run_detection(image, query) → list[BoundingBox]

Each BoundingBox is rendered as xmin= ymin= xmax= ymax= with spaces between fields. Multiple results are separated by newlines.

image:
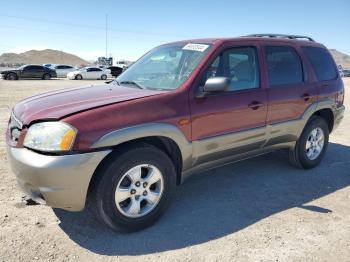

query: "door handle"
xmin=248 ymin=101 xmax=263 ymax=110
xmin=301 ymin=93 xmax=310 ymax=101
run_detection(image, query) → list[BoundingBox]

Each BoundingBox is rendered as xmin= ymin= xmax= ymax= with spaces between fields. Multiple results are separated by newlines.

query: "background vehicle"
xmin=343 ymin=69 xmax=350 ymax=77
xmin=107 ymin=66 xmax=123 ymax=77
xmin=53 ymin=64 xmax=76 ymax=77
xmin=338 ymin=65 xmax=344 ymax=77
xmin=67 ymin=67 xmax=111 ymax=80
xmin=1 ymin=64 xmax=57 ymax=80
xmin=6 ymin=35 xmax=345 ymax=232
xmin=43 ymin=63 xmax=54 ymax=68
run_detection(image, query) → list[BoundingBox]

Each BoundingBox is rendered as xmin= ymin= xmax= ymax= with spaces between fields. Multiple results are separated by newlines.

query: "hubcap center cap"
xmin=132 ymin=186 xmax=144 ymax=196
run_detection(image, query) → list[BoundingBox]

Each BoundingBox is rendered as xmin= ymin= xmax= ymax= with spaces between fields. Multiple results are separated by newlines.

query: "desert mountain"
xmin=0 ymin=48 xmax=349 ymax=69
xmin=329 ymin=49 xmax=350 ymax=69
xmin=0 ymin=49 xmax=88 ymax=66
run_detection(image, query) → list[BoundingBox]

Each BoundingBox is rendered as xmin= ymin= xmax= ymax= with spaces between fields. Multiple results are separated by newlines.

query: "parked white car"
xmin=67 ymin=67 xmax=111 ymax=80
xmin=54 ymin=65 xmax=76 ymax=78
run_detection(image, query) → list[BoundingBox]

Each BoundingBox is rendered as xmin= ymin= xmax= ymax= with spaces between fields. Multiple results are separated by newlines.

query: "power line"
xmin=0 ymin=13 xmax=195 ymax=38
xmin=0 ymin=24 xmax=173 ymax=44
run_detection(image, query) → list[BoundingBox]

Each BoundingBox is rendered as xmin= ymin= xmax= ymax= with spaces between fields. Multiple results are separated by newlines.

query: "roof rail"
xmin=244 ymin=34 xmax=315 ymax=42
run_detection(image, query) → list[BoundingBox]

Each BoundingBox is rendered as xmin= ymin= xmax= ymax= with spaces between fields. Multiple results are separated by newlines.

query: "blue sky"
xmin=0 ymin=0 xmax=349 ymax=61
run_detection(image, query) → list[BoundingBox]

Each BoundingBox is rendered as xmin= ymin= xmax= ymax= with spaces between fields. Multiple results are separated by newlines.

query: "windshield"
xmin=116 ymin=43 xmax=212 ymax=90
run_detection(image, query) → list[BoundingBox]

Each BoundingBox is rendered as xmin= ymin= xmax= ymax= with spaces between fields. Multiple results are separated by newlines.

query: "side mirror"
xmin=196 ymin=77 xmax=230 ymax=98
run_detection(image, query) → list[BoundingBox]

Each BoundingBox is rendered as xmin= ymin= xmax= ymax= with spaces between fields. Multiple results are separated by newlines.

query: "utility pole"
xmin=105 ymin=14 xmax=108 ymax=60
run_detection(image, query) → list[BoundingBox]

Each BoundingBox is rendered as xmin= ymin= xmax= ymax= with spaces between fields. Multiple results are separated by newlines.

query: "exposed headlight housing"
xmin=24 ymin=122 xmax=77 ymax=152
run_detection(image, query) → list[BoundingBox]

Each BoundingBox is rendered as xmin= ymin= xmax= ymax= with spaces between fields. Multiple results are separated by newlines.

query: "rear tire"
xmin=289 ymin=116 xmax=329 ymax=169
xmin=101 ymin=74 xmax=107 ymax=80
xmin=75 ymin=74 xmax=82 ymax=80
xmin=43 ymin=73 xmax=51 ymax=80
xmin=88 ymin=144 xmax=177 ymax=232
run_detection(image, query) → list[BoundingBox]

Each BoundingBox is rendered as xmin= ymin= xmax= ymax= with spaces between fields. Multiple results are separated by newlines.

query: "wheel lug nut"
xmin=143 ymin=191 xmax=148 ymax=196
xmin=135 ymin=182 xmax=140 ymax=187
xmin=135 ymin=195 xmax=140 ymax=200
xmin=130 ymin=189 xmax=136 ymax=194
xmin=143 ymin=182 xmax=148 ymax=188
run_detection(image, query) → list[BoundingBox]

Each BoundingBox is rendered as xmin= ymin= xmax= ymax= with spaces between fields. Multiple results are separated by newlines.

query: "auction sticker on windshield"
xmin=182 ymin=43 xmax=209 ymax=52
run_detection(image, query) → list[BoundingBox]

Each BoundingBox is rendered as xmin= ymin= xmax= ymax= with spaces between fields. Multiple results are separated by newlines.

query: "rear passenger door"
xmin=33 ymin=65 xmax=45 ymax=78
xmin=264 ymin=45 xmax=317 ymax=126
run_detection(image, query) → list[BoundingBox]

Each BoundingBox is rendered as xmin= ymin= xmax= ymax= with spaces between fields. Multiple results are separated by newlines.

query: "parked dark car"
xmin=107 ymin=66 xmax=123 ymax=77
xmin=343 ymin=69 xmax=350 ymax=77
xmin=1 ymin=65 xmax=57 ymax=80
xmin=6 ymin=34 xmax=345 ymax=232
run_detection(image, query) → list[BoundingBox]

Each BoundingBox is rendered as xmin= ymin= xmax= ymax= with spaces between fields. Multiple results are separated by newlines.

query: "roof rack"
xmin=244 ymin=34 xmax=315 ymax=42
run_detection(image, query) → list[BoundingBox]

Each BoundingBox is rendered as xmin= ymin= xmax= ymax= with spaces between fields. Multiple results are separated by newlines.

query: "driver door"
xmin=21 ymin=66 xmax=34 ymax=78
xmin=190 ymin=45 xmax=268 ymax=164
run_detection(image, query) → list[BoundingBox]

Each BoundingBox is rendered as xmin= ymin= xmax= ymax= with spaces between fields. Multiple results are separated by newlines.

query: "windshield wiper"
xmin=119 ymin=81 xmax=146 ymax=89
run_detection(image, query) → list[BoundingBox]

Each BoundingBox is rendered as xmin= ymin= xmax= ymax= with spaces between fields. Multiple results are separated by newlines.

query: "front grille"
xmin=9 ymin=111 xmax=23 ymax=141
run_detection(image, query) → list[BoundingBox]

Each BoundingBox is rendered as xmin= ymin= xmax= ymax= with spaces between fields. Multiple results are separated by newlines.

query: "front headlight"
xmin=24 ymin=122 xmax=77 ymax=152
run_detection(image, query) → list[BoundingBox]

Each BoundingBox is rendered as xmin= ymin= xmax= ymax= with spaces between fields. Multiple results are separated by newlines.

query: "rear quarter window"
xmin=302 ymin=47 xmax=338 ymax=81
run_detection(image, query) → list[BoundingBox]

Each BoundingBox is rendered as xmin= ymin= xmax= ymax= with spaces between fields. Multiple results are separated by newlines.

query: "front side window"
xmin=302 ymin=47 xmax=337 ymax=81
xmin=204 ymin=47 xmax=260 ymax=91
xmin=23 ymin=66 xmax=35 ymax=71
xmin=265 ymin=46 xmax=304 ymax=86
xmin=116 ymin=43 xmax=212 ymax=90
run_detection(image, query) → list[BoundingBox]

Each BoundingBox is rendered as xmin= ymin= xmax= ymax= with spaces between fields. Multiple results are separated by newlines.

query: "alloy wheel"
xmin=305 ymin=127 xmax=324 ymax=160
xmin=115 ymin=164 xmax=164 ymax=218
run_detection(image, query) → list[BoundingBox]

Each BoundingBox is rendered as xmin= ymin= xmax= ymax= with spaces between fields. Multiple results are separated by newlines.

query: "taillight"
xmin=336 ymin=90 xmax=344 ymax=107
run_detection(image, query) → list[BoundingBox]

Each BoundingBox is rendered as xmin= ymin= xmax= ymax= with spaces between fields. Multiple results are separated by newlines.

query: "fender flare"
xmin=91 ymin=123 xmax=193 ymax=170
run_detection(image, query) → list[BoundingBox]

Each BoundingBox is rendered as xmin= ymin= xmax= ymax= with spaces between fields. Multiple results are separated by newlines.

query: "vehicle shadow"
xmin=54 ymin=142 xmax=350 ymax=256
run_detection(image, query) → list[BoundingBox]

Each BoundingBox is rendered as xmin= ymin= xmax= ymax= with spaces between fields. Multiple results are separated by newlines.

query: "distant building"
xmin=98 ymin=57 xmax=113 ymax=66
xmin=114 ymin=60 xmax=133 ymax=68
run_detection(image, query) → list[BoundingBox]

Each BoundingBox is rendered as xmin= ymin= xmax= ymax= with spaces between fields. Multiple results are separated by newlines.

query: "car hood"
xmin=1 ymin=69 xmax=19 ymax=74
xmin=13 ymin=84 xmax=165 ymax=125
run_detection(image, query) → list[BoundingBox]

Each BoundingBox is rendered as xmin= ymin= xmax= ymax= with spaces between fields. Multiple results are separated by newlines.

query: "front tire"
xmin=75 ymin=74 xmax=82 ymax=80
xmin=101 ymin=74 xmax=107 ymax=80
xmin=7 ymin=73 xmax=17 ymax=80
xmin=289 ymin=116 xmax=329 ymax=169
xmin=88 ymin=144 xmax=177 ymax=232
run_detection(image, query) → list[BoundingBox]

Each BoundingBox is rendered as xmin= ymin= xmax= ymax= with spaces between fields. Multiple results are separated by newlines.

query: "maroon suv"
xmin=6 ymin=34 xmax=345 ymax=232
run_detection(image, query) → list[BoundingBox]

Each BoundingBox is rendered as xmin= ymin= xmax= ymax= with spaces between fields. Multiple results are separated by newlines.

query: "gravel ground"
xmin=0 ymin=78 xmax=349 ymax=262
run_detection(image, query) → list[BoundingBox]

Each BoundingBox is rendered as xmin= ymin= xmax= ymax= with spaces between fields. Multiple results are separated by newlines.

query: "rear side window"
xmin=302 ymin=47 xmax=337 ymax=81
xmin=265 ymin=46 xmax=304 ymax=86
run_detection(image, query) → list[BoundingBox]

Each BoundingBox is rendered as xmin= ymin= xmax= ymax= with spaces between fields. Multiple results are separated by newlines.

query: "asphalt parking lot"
xmin=0 ymin=78 xmax=349 ymax=261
